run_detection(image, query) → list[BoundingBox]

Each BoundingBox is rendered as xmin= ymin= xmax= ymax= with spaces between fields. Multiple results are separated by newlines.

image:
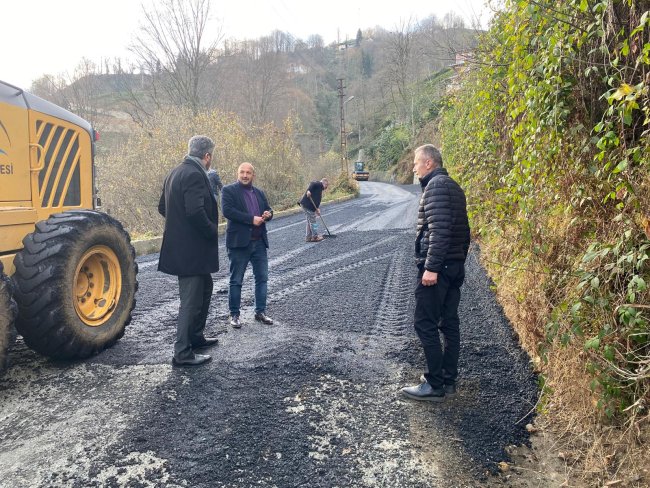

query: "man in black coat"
xmin=207 ymin=168 xmax=223 ymax=198
xmin=401 ymin=144 xmax=471 ymax=402
xmin=158 ymin=135 xmax=220 ymax=367
xmin=221 ymin=162 xmax=273 ymax=328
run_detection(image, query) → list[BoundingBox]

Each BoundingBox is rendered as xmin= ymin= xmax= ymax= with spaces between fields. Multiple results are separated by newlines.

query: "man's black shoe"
xmin=172 ymin=354 xmax=212 ymax=367
xmin=444 ymin=384 xmax=457 ymax=396
xmin=230 ymin=315 xmax=242 ymax=328
xmin=401 ymin=382 xmax=445 ymax=402
xmin=192 ymin=337 xmax=219 ymax=350
xmin=254 ymin=312 xmax=274 ymax=325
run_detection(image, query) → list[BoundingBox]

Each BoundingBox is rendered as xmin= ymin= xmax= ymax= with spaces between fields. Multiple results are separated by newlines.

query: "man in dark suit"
xmin=221 ymin=162 xmax=274 ymax=328
xmin=158 ymin=135 xmax=220 ymax=367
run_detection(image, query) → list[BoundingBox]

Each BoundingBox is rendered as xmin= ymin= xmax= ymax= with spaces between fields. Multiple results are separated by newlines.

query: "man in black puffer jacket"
xmin=401 ymin=144 xmax=470 ymax=402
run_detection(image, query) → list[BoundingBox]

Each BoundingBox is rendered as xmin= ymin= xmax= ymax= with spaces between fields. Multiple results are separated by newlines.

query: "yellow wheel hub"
xmin=74 ymin=245 xmax=122 ymax=326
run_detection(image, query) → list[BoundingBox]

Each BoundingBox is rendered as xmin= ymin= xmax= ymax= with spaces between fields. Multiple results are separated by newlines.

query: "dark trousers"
xmin=414 ymin=261 xmax=465 ymax=389
xmin=175 ymin=274 xmax=213 ymax=360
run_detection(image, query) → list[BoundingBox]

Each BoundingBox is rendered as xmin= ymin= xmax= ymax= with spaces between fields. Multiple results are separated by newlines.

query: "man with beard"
xmin=221 ymin=163 xmax=274 ymax=329
xmin=158 ymin=135 xmax=220 ymax=367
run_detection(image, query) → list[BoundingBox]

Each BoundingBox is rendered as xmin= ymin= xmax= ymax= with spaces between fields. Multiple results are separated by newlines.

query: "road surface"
xmin=0 ymin=182 xmax=538 ymax=487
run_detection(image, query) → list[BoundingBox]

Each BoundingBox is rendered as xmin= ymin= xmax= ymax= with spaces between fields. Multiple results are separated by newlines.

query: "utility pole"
xmin=337 ymin=78 xmax=348 ymax=174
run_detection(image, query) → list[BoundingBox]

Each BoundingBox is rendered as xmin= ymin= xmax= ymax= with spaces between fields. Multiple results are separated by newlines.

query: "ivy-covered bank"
xmin=439 ymin=0 xmax=649 ymax=483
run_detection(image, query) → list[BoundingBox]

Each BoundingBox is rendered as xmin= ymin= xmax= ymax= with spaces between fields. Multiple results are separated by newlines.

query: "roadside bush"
xmin=97 ymin=108 xmax=304 ymax=236
xmin=303 ymin=150 xmax=343 ymax=184
xmin=330 ymin=171 xmax=360 ymax=198
xmin=367 ymin=123 xmax=410 ymax=171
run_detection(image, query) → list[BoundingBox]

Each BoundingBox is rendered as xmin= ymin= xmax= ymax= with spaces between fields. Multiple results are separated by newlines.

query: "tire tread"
xmin=13 ymin=211 xmax=138 ymax=359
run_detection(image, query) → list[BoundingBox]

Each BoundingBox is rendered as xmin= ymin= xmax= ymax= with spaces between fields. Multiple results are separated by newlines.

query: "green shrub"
xmin=367 ymin=124 xmax=410 ymax=170
xmin=440 ymin=0 xmax=649 ymax=425
xmin=98 ymin=108 xmax=306 ymax=234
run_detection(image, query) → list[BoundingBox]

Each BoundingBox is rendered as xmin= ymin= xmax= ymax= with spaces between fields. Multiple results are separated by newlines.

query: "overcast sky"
xmin=2 ymin=0 xmax=492 ymax=89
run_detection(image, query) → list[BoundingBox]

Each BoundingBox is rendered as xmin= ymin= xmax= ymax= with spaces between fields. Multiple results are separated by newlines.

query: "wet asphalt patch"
xmin=90 ymin=232 xmax=535 ymax=487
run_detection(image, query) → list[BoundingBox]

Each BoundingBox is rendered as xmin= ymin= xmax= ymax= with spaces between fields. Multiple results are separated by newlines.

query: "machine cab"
xmin=0 ymin=80 xmax=96 ymax=271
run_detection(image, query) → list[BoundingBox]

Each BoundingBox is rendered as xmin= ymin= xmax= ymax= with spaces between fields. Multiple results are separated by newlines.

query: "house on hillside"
xmin=336 ymin=39 xmax=355 ymax=51
xmin=287 ymin=63 xmax=309 ymax=76
xmin=446 ymin=52 xmax=473 ymax=93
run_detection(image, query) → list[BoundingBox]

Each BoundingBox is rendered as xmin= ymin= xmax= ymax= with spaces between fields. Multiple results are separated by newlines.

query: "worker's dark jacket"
xmin=415 ymin=167 xmax=470 ymax=272
xmin=158 ymin=157 xmax=219 ymax=276
xmin=299 ymin=181 xmax=325 ymax=211
xmin=221 ymin=182 xmax=273 ymax=249
xmin=207 ymin=169 xmax=223 ymax=195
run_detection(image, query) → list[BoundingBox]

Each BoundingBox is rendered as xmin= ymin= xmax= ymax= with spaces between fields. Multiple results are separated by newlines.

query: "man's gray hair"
xmin=416 ymin=144 xmax=443 ymax=168
xmin=188 ymin=135 xmax=215 ymax=158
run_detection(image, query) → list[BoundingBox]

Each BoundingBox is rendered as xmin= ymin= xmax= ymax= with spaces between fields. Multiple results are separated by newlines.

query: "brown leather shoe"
xmin=312 ymin=235 xmax=324 ymax=242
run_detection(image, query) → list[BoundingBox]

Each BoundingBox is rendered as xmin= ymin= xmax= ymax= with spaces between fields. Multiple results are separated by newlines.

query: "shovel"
xmin=307 ymin=194 xmax=336 ymax=238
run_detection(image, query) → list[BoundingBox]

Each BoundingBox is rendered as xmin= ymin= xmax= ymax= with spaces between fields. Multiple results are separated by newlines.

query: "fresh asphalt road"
xmin=0 ymin=182 xmax=538 ymax=487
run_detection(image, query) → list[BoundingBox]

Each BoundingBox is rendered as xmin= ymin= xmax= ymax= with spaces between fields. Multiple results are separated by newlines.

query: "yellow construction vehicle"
xmin=0 ymin=80 xmax=138 ymax=372
xmin=352 ymin=160 xmax=369 ymax=181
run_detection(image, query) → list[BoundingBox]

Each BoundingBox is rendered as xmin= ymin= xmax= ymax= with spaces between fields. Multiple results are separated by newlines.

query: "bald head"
xmin=237 ymin=162 xmax=256 ymax=186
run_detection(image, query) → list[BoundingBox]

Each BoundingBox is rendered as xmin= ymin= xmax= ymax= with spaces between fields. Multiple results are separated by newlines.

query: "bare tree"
xmin=270 ymin=30 xmax=295 ymax=53
xmin=382 ymin=18 xmax=416 ymax=119
xmin=30 ymin=60 xmax=106 ymax=132
xmin=128 ymin=0 xmax=223 ymax=117
xmin=306 ymin=34 xmax=324 ymax=50
xmin=416 ymin=15 xmax=450 ymax=71
xmin=234 ymin=36 xmax=289 ymax=126
xmin=443 ymin=12 xmax=466 ymax=29
xmin=30 ymin=75 xmax=67 ymax=105
xmin=64 ymin=58 xmax=105 ymax=130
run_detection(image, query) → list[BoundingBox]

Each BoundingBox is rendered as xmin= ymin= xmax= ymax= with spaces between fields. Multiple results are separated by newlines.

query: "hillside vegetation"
xmin=437 ymin=0 xmax=649 ymax=484
xmin=28 ymin=0 xmax=476 ymax=234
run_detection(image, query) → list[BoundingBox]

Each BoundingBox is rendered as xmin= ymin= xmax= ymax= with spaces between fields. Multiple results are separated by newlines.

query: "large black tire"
xmin=0 ymin=261 xmax=18 ymax=373
xmin=13 ymin=211 xmax=138 ymax=359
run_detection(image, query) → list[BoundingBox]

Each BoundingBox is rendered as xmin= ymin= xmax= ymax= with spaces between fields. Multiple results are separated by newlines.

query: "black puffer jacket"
xmin=415 ymin=167 xmax=470 ymax=272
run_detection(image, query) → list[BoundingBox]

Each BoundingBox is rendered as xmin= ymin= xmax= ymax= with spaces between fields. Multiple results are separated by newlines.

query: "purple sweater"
xmin=239 ymin=183 xmax=263 ymax=239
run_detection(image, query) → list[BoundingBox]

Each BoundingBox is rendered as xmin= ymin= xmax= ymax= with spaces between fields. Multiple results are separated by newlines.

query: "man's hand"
xmin=262 ymin=210 xmax=272 ymax=221
xmin=253 ymin=216 xmax=265 ymax=226
xmin=421 ymin=270 xmax=438 ymax=286
xmin=315 ymin=208 xmax=321 ymax=216
xmin=306 ymin=191 xmax=311 ymax=197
